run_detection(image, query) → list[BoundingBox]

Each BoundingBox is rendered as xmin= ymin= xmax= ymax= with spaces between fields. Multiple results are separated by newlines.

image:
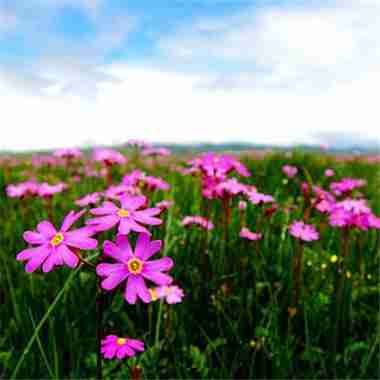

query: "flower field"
xmin=0 ymin=145 xmax=379 ymax=379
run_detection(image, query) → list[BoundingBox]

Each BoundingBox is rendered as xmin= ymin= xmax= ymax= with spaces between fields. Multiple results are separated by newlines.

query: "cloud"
xmin=158 ymin=0 xmax=380 ymax=92
xmin=0 ymin=64 xmax=379 ymax=151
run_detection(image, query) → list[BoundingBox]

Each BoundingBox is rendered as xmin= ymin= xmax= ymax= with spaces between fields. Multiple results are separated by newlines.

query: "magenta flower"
xmin=324 ymin=169 xmax=335 ymax=177
xmin=330 ymin=177 xmax=366 ymax=196
xmin=16 ymin=210 xmax=97 ymax=273
xmin=96 ymin=233 xmax=174 ymax=304
xmin=87 ymin=195 xmax=161 ymax=234
xmin=240 ymin=227 xmax=262 ymax=241
xmin=122 ymin=170 xmax=145 ymax=186
xmin=154 ymin=285 xmax=184 ymax=304
xmin=38 ymin=182 xmax=67 ymax=198
xmin=238 ymin=201 xmax=247 ymax=210
xmin=53 ymin=148 xmax=82 ymax=159
xmin=141 ymin=175 xmax=170 ymax=191
xmin=75 ymin=192 xmax=102 ymax=207
xmin=142 ymin=147 xmax=171 ymax=157
xmin=101 ymin=335 xmax=144 ymax=360
xmin=104 ymin=184 xmax=141 ymax=200
xmin=93 ymin=148 xmax=127 ymax=166
xmin=328 ymin=199 xmax=373 ymax=230
xmin=289 ymin=221 xmax=319 ymax=242
xmin=247 ymin=191 xmax=274 ymax=205
xmin=215 ymin=178 xmax=248 ymax=198
xmin=6 ymin=181 xmax=39 ymax=198
xmin=156 ymin=200 xmax=174 ymax=210
xmin=282 ymin=165 xmax=298 ymax=178
xmin=181 ymin=216 xmax=214 ymax=230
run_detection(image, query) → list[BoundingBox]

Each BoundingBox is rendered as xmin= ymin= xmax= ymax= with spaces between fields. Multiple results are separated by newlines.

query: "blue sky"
xmin=0 ymin=0 xmax=379 ymax=150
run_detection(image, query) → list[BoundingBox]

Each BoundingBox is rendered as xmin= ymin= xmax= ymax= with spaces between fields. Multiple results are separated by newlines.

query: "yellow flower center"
xmin=330 ymin=255 xmax=338 ymax=263
xmin=127 ymin=258 xmax=143 ymax=274
xmin=117 ymin=209 xmax=130 ymax=217
xmin=149 ymin=288 xmax=159 ymax=301
xmin=116 ymin=338 xmax=127 ymax=346
xmin=50 ymin=233 xmax=64 ymax=246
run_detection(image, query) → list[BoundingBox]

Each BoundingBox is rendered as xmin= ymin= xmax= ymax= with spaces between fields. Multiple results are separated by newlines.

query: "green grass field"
xmin=0 ymin=149 xmax=379 ymax=379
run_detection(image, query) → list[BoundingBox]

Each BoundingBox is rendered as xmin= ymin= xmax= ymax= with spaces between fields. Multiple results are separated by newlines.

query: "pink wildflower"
xmin=53 ymin=148 xmax=82 ymax=159
xmin=330 ymin=177 xmax=366 ymax=196
xmin=181 ymin=216 xmax=214 ymax=230
xmin=87 ymin=195 xmax=161 ymax=234
xmin=154 ymin=285 xmax=184 ymax=304
xmin=16 ymin=210 xmax=97 ymax=273
xmin=38 ymin=182 xmax=67 ymax=198
xmin=289 ymin=221 xmax=319 ymax=242
xmin=239 ymin=227 xmax=262 ymax=241
xmin=101 ymin=335 xmax=144 ymax=360
xmin=324 ymin=169 xmax=335 ymax=177
xmin=93 ymin=149 xmax=127 ymax=166
xmin=282 ymin=165 xmax=298 ymax=178
xmin=247 ymin=191 xmax=274 ymax=205
xmin=75 ymin=192 xmax=102 ymax=207
xmin=96 ymin=233 xmax=174 ymax=304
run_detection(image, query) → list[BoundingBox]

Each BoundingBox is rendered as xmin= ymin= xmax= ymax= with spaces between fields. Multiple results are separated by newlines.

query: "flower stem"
xmin=96 ymin=280 xmax=104 ymax=380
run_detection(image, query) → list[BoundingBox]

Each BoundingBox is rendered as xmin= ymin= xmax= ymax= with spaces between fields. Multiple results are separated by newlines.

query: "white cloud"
xmin=0 ymin=64 xmax=379 ymax=151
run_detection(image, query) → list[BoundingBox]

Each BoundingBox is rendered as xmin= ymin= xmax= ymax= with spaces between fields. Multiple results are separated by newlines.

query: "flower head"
xmin=282 ymin=165 xmax=298 ymax=178
xmin=155 ymin=285 xmax=184 ymax=304
xmin=87 ymin=195 xmax=161 ymax=235
xmin=239 ymin=227 xmax=262 ymax=241
xmin=53 ymin=148 xmax=82 ymax=159
xmin=75 ymin=192 xmax=102 ymax=207
xmin=181 ymin=216 xmax=214 ymax=230
xmin=16 ymin=210 xmax=97 ymax=273
xmin=101 ymin=335 xmax=144 ymax=360
xmin=96 ymin=233 xmax=174 ymax=304
xmin=93 ymin=149 xmax=127 ymax=166
xmin=289 ymin=221 xmax=319 ymax=242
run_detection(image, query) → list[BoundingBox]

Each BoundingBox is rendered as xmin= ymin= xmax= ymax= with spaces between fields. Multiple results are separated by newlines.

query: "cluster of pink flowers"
xmin=16 ymin=177 xmax=184 ymax=363
xmin=330 ymin=177 xmax=366 ymax=196
xmin=7 ymin=181 xmax=67 ymax=198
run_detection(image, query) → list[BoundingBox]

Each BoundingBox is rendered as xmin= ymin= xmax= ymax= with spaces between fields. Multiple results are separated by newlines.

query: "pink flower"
xmin=239 ymin=227 xmax=262 ymax=241
xmin=282 ymin=165 xmax=298 ymax=178
xmin=289 ymin=221 xmax=319 ymax=242
xmin=53 ymin=148 xmax=82 ymax=159
xmin=156 ymin=200 xmax=174 ymax=210
xmin=101 ymin=335 xmax=144 ymax=360
xmin=96 ymin=233 xmax=174 ymax=304
xmin=247 ymin=191 xmax=274 ymax=205
xmin=324 ymin=169 xmax=335 ymax=177
xmin=75 ymin=192 xmax=102 ymax=207
xmin=16 ymin=210 xmax=97 ymax=273
xmin=6 ymin=181 xmax=39 ymax=198
xmin=87 ymin=195 xmax=162 ymax=235
xmin=238 ymin=201 xmax=247 ymax=210
xmin=122 ymin=170 xmax=145 ymax=186
xmin=330 ymin=177 xmax=366 ymax=196
xmin=181 ymin=216 xmax=214 ymax=230
xmin=215 ymin=178 xmax=248 ymax=198
xmin=141 ymin=175 xmax=170 ymax=191
xmin=328 ymin=199 xmax=373 ymax=230
xmin=154 ymin=285 xmax=184 ymax=304
xmin=93 ymin=149 xmax=127 ymax=166
xmin=37 ymin=182 xmax=67 ymax=198
xmin=142 ymin=147 xmax=171 ymax=157
xmin=104 ymin=184 xmax=141 ymax=200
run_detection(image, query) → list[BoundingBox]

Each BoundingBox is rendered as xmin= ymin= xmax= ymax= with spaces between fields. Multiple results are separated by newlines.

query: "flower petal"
xmin=101 ymin=270 xmax=129 ymax=290
xmin=57 ymin=244 xmax=79 ymax=268
xmin=143 ymin=257 xmax=174 ymax=272
xmin=64 ymin=230 xmax=98 ymax=250
xmin=133 ymin=210 xmax=162 ymax=225
xmin=23 ymin=231 xmax=47 ymax=245
xmin=60 ymin=210 xmax=86 ymax=232
xmin=96 ymin=263 xmax=125 ymax=276
xmin=37 ymin=221 xmax=57 ymax=238
xmin=42 ymin=251 xmax=64 ymax=272
xmin=90 ymin=201 xmax=118 ymax=215
xmin=142 ymin=271 xmax=173 ymax=286
xmin=125 ymin=276 xmax=139 ymax=304
xmin=140 ymin=240 xmax=162 ymax=261
xmin=134 ymin=233 xmax=151 ymax=259
xmin=103 ymin=240 xmax=131 ymax=263
xmin=120 ymin=195 xmax=146 ymax=211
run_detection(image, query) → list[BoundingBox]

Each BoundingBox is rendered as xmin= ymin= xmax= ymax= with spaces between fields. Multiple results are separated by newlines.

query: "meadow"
xmin=0 ymin=145 xmax=379 ymax=379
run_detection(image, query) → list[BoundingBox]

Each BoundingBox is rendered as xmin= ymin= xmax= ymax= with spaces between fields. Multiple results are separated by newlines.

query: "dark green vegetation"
xmin=0 ymin=150 xmax=379 ymax=379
